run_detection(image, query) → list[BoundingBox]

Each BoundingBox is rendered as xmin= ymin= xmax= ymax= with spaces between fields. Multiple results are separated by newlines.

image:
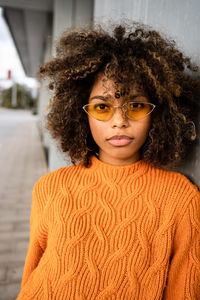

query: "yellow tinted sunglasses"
xmin=83 ymin=102 xmax=156 ymax=121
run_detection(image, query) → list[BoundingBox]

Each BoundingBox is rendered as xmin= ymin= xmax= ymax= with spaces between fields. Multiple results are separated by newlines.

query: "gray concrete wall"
xmin=39 ymin=0 xmax=94 ymax=171
xmin=53 ymin=0 xmax=73 ymax=45
xmin=73 ymin=0 xmax=94 ymax=28
xmin=94 ymin=0 xmax=200 ymax=186
xmin=94 ymin=0 xmax=200 ymax=65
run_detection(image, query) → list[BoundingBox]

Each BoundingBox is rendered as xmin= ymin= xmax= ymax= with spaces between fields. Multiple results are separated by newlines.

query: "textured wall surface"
xmin=94 ymin=0 xmax=200 ymax=66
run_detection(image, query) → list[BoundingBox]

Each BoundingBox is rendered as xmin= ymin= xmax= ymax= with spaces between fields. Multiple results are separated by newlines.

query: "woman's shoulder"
xmin=33 ymin=162 xmax=84 ymax=193
xmin=146 ymin=164 xmax=199 ymax=222
xmin=148 ymin=163 xmax=199 ymax=202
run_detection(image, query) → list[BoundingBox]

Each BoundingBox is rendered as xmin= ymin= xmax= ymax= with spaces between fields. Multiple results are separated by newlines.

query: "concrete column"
xmin=11 ymin=82 xmax=17 ymax=107
xmin=37 ymin=26 xmax=52 ymax=155
xmin=73 ymin=0 xmax=94 ymax=28
xmin=46 ymin=0 xmax=75 ymax=171
xmin=45 ymin=0 xmax=94 ymax=171
xmin=53 ymin=0 xmax=73 ymax=45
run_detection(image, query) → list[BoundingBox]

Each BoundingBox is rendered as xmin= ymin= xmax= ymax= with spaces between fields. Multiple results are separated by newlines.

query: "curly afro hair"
xmin=39 ymin=21 xmax=200 ymax=168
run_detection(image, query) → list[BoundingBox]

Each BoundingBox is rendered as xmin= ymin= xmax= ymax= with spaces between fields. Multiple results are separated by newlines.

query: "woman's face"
xmin=87 ymin=73 xmax=151 ymax=165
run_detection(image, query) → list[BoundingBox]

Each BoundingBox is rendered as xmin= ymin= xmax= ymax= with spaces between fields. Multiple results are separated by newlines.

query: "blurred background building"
xmin=0 ymin=0 xmax=199 ymax=186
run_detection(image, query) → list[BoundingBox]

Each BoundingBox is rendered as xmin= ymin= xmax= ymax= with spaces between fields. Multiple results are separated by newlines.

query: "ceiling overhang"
xmin=0 ymin=0 xmax=53 ymax=77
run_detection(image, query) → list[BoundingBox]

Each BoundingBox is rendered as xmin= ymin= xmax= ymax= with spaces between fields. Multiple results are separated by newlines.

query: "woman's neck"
xmin=98 ymin=150 xmax=141 ymax=166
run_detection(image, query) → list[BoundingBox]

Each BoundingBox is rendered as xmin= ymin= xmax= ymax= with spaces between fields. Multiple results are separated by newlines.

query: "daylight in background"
xmin=0 ymin=7 xmax=38 ymax=109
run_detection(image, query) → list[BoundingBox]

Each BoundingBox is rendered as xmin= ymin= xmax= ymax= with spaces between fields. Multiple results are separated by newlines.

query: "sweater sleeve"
xmin=20 ymin=177 xmax=48 ymax=289
xmin=163 ymin=188 xmax=200 ymax=299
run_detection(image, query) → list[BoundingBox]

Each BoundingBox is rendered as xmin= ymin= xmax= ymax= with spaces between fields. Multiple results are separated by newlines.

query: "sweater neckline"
xmin=90 ymin=155 xmax=144 ymax=169
xmin=86 ymin=155 xmax=150 ymax=181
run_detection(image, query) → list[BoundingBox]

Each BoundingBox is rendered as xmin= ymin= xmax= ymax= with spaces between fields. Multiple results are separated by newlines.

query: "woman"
xmin=17 ymin=22 xmax=200 ymax=299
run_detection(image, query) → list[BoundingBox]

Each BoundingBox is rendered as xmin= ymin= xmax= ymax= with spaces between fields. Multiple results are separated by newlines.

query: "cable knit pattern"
xmin=17 ymin=156 xmax=200 ymax=300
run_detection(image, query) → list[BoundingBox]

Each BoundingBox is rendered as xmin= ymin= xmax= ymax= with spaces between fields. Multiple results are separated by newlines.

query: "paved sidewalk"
xmin=0 ymin=108 xmax=48 ymax=300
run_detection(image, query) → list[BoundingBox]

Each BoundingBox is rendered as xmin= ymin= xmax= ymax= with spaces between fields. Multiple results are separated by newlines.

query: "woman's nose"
xmin=110 ymin=106 xmax=128 ymax=128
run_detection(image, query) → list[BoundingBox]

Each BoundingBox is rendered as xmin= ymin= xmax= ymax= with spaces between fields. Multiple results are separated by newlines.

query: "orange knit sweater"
xmin=17 ymin=156 xmax=200 ymax=300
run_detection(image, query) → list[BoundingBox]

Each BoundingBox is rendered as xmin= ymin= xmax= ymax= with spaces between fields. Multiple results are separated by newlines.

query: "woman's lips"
xmin=107 ymin=135 xmax=133 ymax=146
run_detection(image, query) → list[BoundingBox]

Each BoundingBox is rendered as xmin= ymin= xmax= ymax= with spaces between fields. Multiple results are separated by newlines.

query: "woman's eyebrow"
xmin=89 ymin=94 xmax=147 ymax=101
xmin=89 ymin=95 xmax=111 ymax=101
xmin=129 ymin=94 xmax=146 ymax=99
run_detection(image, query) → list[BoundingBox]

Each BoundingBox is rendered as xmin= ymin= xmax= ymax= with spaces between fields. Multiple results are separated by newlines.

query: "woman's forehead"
xmin=90 ymin=74 xmax=147 ymax=99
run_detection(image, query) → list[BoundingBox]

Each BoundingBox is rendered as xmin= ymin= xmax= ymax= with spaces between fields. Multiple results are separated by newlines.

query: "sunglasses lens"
xmin=84 ymin=102 xmax=155 ymax=121
xmin=85 ymin=103 xmax=113 ymax=120
xmin=127 ymin=102 xmax=154 ymax=120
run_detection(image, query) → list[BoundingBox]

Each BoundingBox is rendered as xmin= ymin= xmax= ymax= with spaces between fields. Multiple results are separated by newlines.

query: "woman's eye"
xmin=94 ymin=104 xmax=110 ymax=110
xmin=129 ymin=102 xmax=144 ymax=110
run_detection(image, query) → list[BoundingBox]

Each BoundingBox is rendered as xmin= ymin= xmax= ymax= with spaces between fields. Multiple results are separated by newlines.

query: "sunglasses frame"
xmin=83 ymin=102 xmax=156 ymax=121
